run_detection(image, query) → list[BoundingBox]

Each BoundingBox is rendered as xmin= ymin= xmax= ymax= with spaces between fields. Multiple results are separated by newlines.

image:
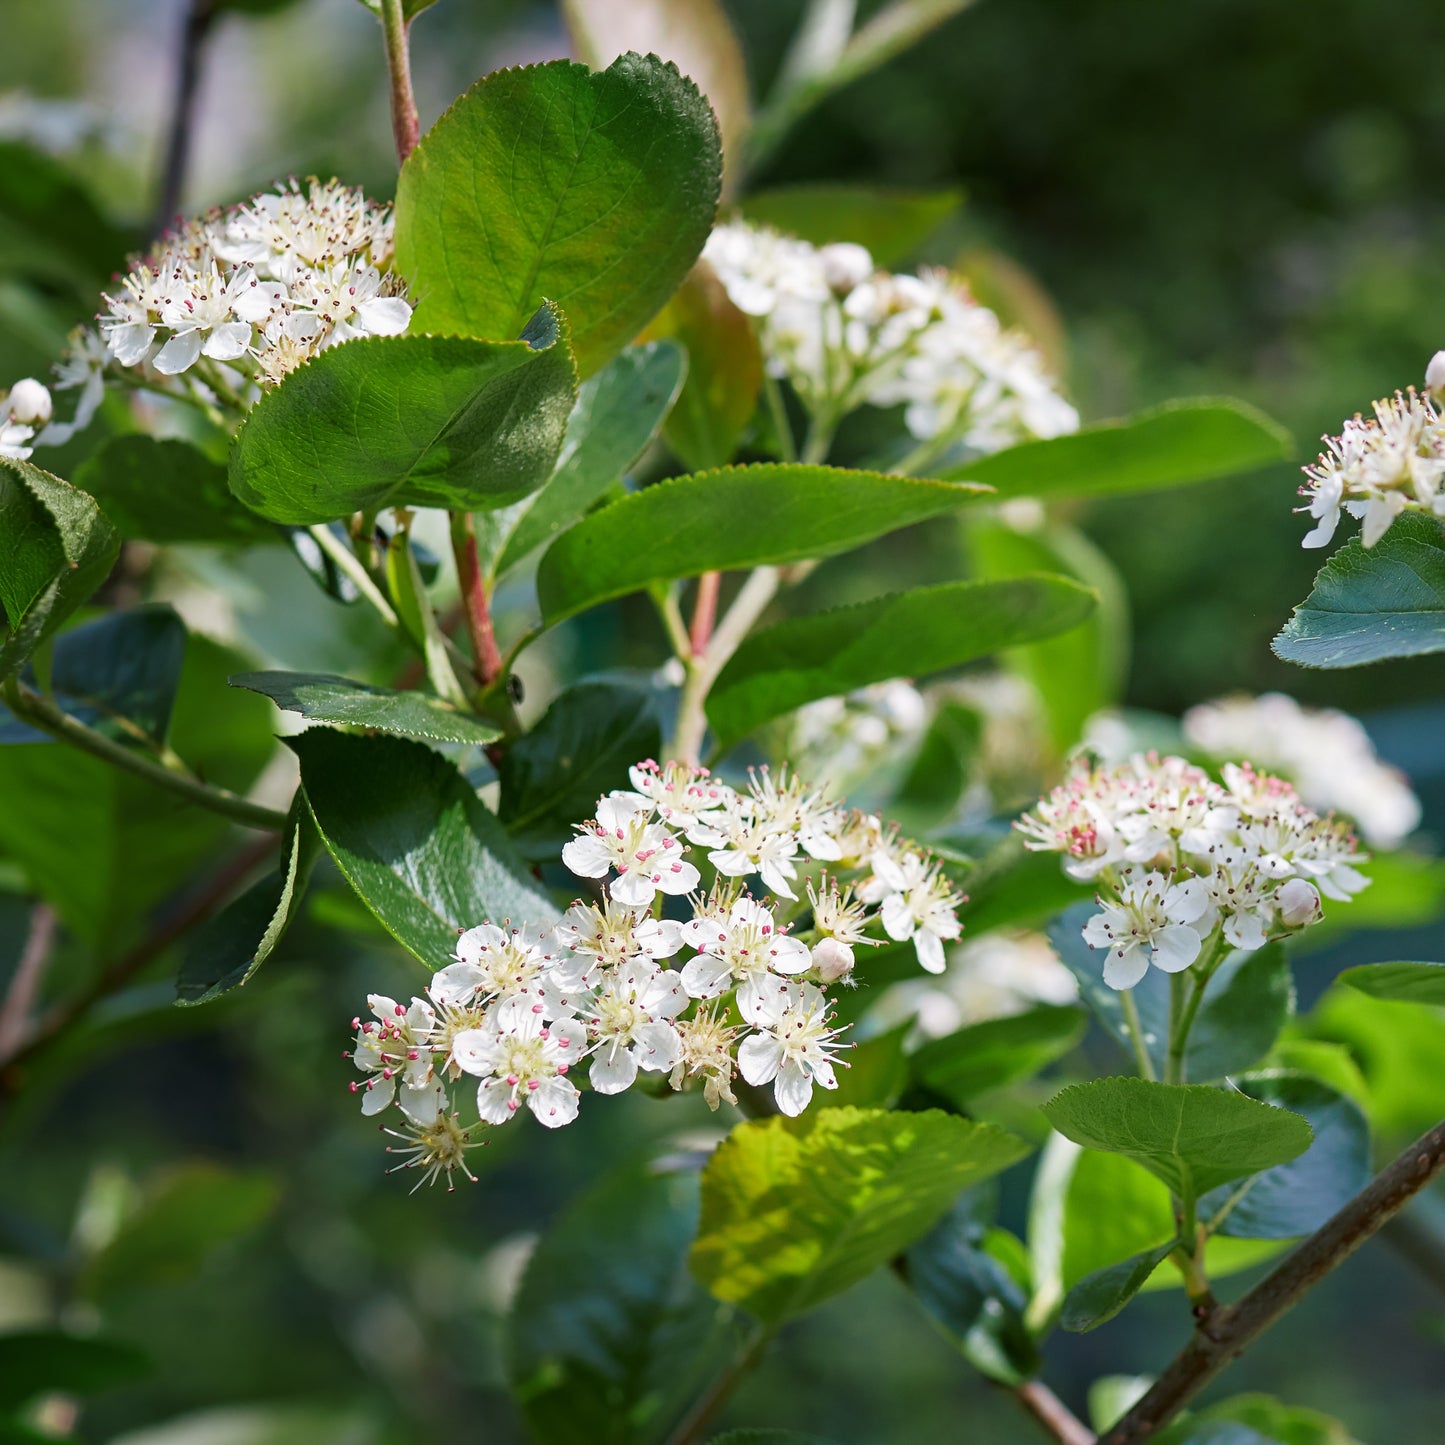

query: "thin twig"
xmin=379 ymin=0 xmax=420 ymax=166
xmin=1101 ymin=1115 xmax=1445 ymax=1444
xmin=1014 ymin=1380 xmax=1096 ymax=1445
xmin=662 ymin=1323 xmax=772 ymax=1445
xmin=0 ymin=906 xmax=58 ymax=1060
xmin=153 ymin=0 xmax=218 ymax=236
xmin=451 ymin=512 xmax=504 ymax=688
xmin=689 ymin=572 xmax=722 ymax=657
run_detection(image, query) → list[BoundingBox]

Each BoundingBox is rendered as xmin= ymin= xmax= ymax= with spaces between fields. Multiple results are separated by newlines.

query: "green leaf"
xmin=229 ymin=319 xmax=577 ymax=525
xmin=707 ymin=1434 xmax=837 ymax=1445
xmin=493 ymin=341 xmax=686 ymax=577
xmin=1176 ymin=1394 xmax=1363 ymax=1445
xmin=905 ymin=1194 xmax=1039 ymax=1385
xmin=953 ymin=837 xmax=1092 ymax=938
xmin=174 ymin=798 xmax=319 ymax=1005
xmin=0 ymin=456 xmax=119 ymax=678
xmin=1041 ymin=1078 xmax=1313 ymax=1198
xmin=0 ymin=1330 xmax=149 ymax=1411
xmin=497 ymin=678 xmax=662 ymax=861
xmin=0 ymin=605 xmax=187 ymax=747
xmin=1199 ymin=1074 xmax=1370 ymax=1240
xmin=74 ymin=436 xmax=274 ymax=543
xmin=650 ymin=263 xmax=762 ymax=471
xmin=1273 ymin=513 xmax=1445 ymax=668
xmin=1338 ymin=959 xmax=1445 ymax=1006
xmin=508 ymin=1155 xmax=743 ymax=1445
xmin=705 ymin=574 xmax=1097 ymax=748
xmin=739 ymin=185 xmax=962 ymax=268
xmin=818 ymin=1022 xmax=909 ymax=1110
xmin=891 ymin=701 xmax=982 ymax=830
xmin=290 ymin=728 xmax=557 ymax=966
xmin=690 ymin=1106 xmax=1030 ymax=1325
xmin=355 ymin=0 xmax=436 ymax=19
xmin=230 ymin=670 xmax=502 ymax=747
xmin=536 ymin=464 xmax=989 ymax=626
xmin=1059 ymin=1238 xmax=1178 ymax=1333
xmin=944 ymin=399 xmax=1291 ymax=499
xmin=1051 ymin=907 xmax=1294 ymax=1080
xmin=81 ymin=1163 xmax=278 ymax=1301
xmin=395 ymin=54 xmax=721 ymax=376
xmin=910 ymin=1005 xmax=1086 ymax=1107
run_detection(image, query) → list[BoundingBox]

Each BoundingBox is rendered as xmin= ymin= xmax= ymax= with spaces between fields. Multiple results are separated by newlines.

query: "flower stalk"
xmin=380 ymin=0 xmax=420 ymax=166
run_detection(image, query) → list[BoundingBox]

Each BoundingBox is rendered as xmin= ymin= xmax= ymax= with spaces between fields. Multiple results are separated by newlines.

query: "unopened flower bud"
xmin=1427 ymin=350 xmax=1445 ymax=395
xmin=5 ymin=378 xmax=52 ymax=425
xmin=1277 ymin=878 xmax=1322 ymax=928
xmin=812 ymin=936 xmax=855 ymax=984
xmin=819 ymin=242 xmax=873 ymax=294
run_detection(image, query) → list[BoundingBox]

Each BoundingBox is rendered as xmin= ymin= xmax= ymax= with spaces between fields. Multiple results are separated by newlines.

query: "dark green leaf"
xmin=1174 ymin=1394 xmax=1363 ymax=1445
xmin=826 ymin=940 xmax=926 ymax=1028
xmin=494 ymin=341 xmax=686 ymax=576
xmin=1042 ymin=1078 xmax=1314 ymax=1198
xmin=290 ymin=728 xmax=557 ymax=966
xmin=536 ymin=464 xmax=989 ymax=626
xmin=230 ymin=671 xmax=502 ymax=747
xmin=1338 ymin=959 xmax=1445 ymax=1006
xmin=1273 ymin=513 xmax=1445 ymax=668
xmin=945 ymin=399 xmax=1290 ymax=499
xmin=80 ymin=1163 xmax=278 ymax=1301
xmin=706 ymin=575 xmax=1097 ymax=747
xmin=1060 ymin=1238 xmax=1178 ymax=1333
xmin=911 ymin=1005 xmax=1086 ymax=1107
xmin=891 ymin=702 xmax=982 ymax=831
xmin=739 ymin=185 xmax=962 ymax=268
xmin=905 ymin=1194 xmax=1038 ymax=1384
xmin=498 ymin=679 xmax=662 ymax=861
xmin=229 ymin=320 xmax=577 ymax=525
xmin=1199 ymin=1074 xmax=1370 ymax=1240
xmin=690 ymin=1106 xmax=1030 ymax=1325
xmin=818 ymin=1022 xmax=909 ymax=1109
xmin=175 ymin=799 xmax=319 ymax=1005
xmin=955 ymin=839 xmax=1092 ymax=937
xmin=509 ymin=1155 xmax=742 ymax=1445
xmin=0 ymin=1330 xmax=149 ymax=1411
xmin=395 ymin=54 xmax=721 ymax=376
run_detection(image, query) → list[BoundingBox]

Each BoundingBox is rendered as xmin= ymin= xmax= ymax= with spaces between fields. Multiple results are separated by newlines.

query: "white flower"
xmin=438 ymin=922 xmax=565 ymax=1005
xmin=738 ymin=980 xmax=847 ymax=1116
xmin=349 ymin=993 xmax=437 ymax=1115
xmin=38 ymin=328 xmax=108 ymax=446
xmin=860 ymin=849 xmax=963 ymax=974
xmin=551 ymin=898 xmax=684 ymax=973
xmin=562 ymin=794 xmax=700 ymax=907
xmin=215 ymin=177 xmax=396 ymax=283
xmin=1081 ymin=871 xmax=1210 ymax=990
xmin=0 ymin=418 xmax=35 ymax=460
xmin=284 ymin=261 xmax=412 ymax=348
xmin=451 ymin=995 xmax=583 ymax=1128
xmin=668 ymin=1005 xmax=740 ymax=1110
xmin=4 ymin=378 xmax=52 ymax=425
xmin=680 ymin=895 xmax=811 ymax=1021
xmin=1429 ymin=350 xmax=1445 ymax=395
xmin=582 ymin=963 xmax=686 ymax=1094
xmin=379 ymin=1082 xmax=482 ymax=1192
xmin=811 ymin=937 xmax=856 ymax=985
xmin=1276 ymin=877 xmax=1322 ymax=928
xmin=628 ymin=758 xmax=736 ymax=830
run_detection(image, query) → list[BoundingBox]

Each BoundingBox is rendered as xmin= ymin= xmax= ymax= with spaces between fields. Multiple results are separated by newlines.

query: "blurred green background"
xmin=4 ymin=1 xmax=1445 ymax=1441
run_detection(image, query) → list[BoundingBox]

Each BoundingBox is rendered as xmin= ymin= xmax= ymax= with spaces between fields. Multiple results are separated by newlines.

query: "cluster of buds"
xmin=701 ymin=219 xmax=1077 ymax=455
xmin=1017 ymin=753 xmax=1367 ymax=990
xmin=345 ymin=760 xmax=967 ymax=1188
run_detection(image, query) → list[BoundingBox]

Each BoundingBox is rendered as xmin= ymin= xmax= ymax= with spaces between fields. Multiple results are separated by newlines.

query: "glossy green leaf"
xmin=395 ymin=54 xmax=721 ymax=376
xmin=0 ymin=1331 xmax=149 ymax=1411
xmin=174 ymin=799 xmax=319 ymax=1006
xmin=690 ymin=1107 xmax=1030 ymax=1325
xmin=230 ymin=671 xmax=502 ymax=747
xmin=493 ymin=341 xmax=686 ymax=577
xmin=1041 ymin=1078 xmax=1313 ymax=1198
xmin=910 ymin=1005 xmax=1086 ymax=1107
xmin=498 ymin=678 xmax=662 ymax=861
xmin=739 ymin=185 xmax=961 ymax=267
xmin=706 ymin=574 xmax=1097 ymax=747
xmin=904 ymin=1193 xmax=1038 ymax=1385
xmin=1051 ymin=907 xmax=1293 ymax=1081
xmin=1199 ymin=1074 xmax=1370 ymax=1240
xmin=74 ymin=436 xmax=274 ymax=543
xmin=1338 ymin=959 xmax=1445 ymax=1006
xmin=944 ymin=399 xmax=1290 ymax=498
xmin=229 ymin=318 xmax=577 ymax=525
xmin=1273 ymin=513 xmax=1445 ymax=668
xmin=537 ymin=465 xmax=989 ymax=625
xmin=291 ymin=728 xmax=557 ymax=966
xmin=509 ymin=1155 xmax=742 ymax=1445
xmin=81 ymin=1164 xmax=278 ymax=1300
xmin=1059 ymin=1238 xmax=1177 ymax=1333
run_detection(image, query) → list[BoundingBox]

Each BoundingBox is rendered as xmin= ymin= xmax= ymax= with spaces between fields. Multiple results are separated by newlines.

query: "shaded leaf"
xmin=817 ymin=1022 xmax=909 ymax=1110
xmin=0 ymin=1331 xmax=148 ymax=1411
xmin=1060 ymin=1238 xmax=1177 ymax=1333
xmin=1338 ymin=959 xmax=1445 ymax=1007
xmin=910 ymin=1005 xmax=1086 ymax=1107
xmin=739 ymin=184 xmax=962 ymax=268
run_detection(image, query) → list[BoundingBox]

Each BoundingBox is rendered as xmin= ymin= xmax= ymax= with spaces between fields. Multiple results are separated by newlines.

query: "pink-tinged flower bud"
xmin=812 ymin=936 xmax=855 ymax=984
xmin=1427 ymin=350 xmax=1445 ymax=395
xmin=1277 ymin=878 xmax=1322 ymax=928
xmin=6 ymin=378 xmax=52 ymax=425
xmin=819 ymin=242 xmax=874 ymax=294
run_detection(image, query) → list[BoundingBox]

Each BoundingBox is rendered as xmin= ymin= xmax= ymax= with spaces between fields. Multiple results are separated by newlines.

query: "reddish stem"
xmin=689 ymin=571 xmax=722 ymax=657
xmin=380 ymin=0 xmax=420 ymax=166
xmin=452 ymin=513 xmax=503 ymax=688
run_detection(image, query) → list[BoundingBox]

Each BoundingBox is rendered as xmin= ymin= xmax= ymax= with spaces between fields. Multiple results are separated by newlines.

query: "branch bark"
xmin=153 ymin=0 xmax=218 ymax=236
xmin=1102 ymin=1115 xmax=1445 ymax=1443
xmin=1014 ymin=1380 xmax=1095 ymax=1445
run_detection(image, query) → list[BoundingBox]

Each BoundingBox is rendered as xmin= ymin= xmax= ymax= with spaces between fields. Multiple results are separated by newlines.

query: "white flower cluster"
xmin=785 ymin=680 xmax=929 ymax=790
xmin=1182 ymin=693 xmax=1420 ymax=851
xmin=1017 ymin=754 xmax=1368 ymax=990
xmin=346 ymin=760 xmax=966 ymax=1188
xmin=22 ymin=178 xmax=412 ymax=449
xmin=1298 ymin=386 xmax=1445 ymax=550
xmin=702 ymin=219 xmax=1078 ymax=455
